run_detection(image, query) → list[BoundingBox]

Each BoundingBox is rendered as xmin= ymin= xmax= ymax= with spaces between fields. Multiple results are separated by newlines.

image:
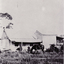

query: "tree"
xmin=0 ymin=12 xmax=13 ymax=42
xmin=6 ymin=23 xmax=13 ymax=29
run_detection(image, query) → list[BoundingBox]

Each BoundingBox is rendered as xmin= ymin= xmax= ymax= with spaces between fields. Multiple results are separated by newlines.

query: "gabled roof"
xmin=3 ymin=29 xmax=42 ymax=43
xmin=5 ymin=29 xmax=34 ymax=39
xmin=35 ymin=30 xmax=57 ymax=36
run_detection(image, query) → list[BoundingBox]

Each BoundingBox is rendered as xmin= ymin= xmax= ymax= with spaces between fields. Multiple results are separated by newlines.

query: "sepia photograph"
xmin=0 ymin=0 xmax=64 ymax=64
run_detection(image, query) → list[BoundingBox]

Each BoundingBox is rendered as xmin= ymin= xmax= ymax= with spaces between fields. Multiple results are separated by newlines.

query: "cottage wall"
xmin=42 ymin=36 xmax=56 ymax=50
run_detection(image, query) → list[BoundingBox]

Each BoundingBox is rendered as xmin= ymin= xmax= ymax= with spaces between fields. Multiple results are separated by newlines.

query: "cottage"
xmin=11 ymin=38 xmax=42 ymax=52
xmin=34 ymin=30 xmax=64 ymax=49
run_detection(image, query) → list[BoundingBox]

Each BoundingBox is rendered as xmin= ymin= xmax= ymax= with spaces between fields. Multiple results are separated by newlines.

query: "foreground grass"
xmin=0 ymin=51 xmax=63 ymax=64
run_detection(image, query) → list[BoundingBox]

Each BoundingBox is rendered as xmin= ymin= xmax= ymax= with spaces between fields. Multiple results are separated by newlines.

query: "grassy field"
xmin=0 ymin=51 xmax=63 ymax=64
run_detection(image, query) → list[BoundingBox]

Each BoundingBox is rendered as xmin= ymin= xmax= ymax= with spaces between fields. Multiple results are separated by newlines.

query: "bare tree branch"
xmin=6 ymin=23 xmax=13 ymax=29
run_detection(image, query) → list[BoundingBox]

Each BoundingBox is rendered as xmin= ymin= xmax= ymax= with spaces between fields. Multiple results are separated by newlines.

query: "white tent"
xmin=0 ymin=27 xmax=17 ymax=51
xmin=0 ymin=27 xmax=10 ymax=50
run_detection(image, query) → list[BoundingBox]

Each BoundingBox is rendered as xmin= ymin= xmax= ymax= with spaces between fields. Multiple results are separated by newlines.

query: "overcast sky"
xmin=0 ymin=0 xmax=63 ymax=38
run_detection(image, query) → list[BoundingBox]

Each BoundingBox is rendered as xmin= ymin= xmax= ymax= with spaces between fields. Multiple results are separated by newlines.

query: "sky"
xmin=0 ymin=0 xmax=63 ymax=38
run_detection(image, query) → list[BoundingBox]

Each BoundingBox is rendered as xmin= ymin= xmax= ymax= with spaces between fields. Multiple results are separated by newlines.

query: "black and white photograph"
xmin=0 ymin=0 xmax=64 ymax=64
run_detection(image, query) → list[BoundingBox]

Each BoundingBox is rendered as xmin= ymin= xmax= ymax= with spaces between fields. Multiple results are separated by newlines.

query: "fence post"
xmin=20 ymin=42 xmax=22 ymax=51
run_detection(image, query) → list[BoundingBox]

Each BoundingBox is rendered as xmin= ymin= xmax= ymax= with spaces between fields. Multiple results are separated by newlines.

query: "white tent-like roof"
xmin=4 ymin=29 xmax=42 ymax=43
